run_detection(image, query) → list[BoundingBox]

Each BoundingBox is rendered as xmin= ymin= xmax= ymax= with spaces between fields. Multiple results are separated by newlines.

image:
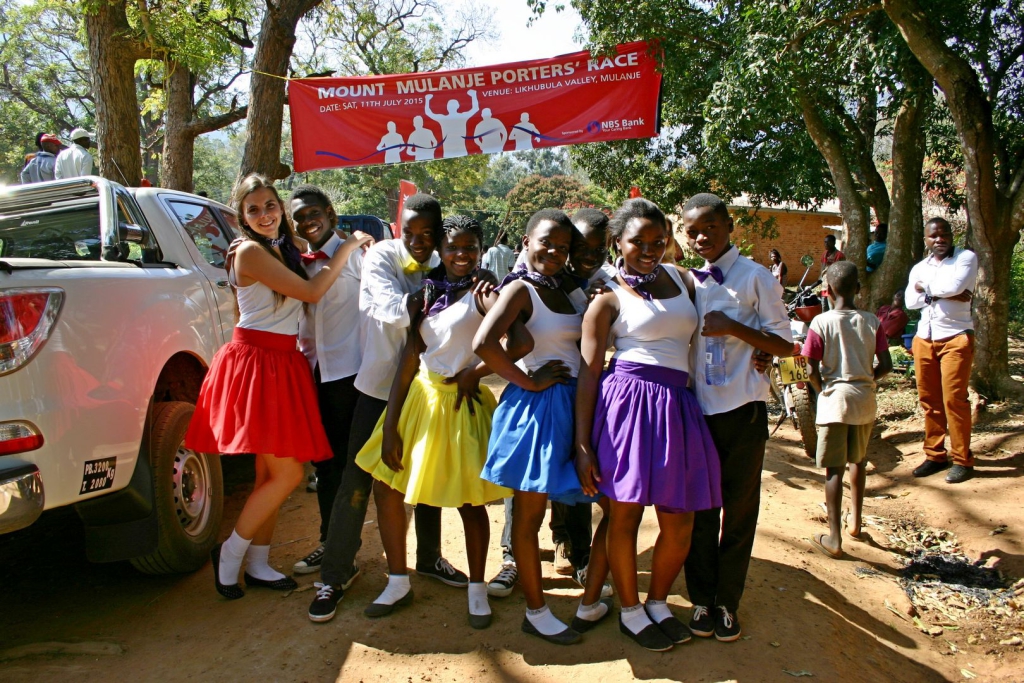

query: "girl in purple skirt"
xmin=575 ymin=198 xmax=722 ymax=652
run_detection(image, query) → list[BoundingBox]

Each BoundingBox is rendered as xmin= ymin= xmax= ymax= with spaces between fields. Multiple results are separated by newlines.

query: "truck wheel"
xmin=791 ymin=386 xmax=818 ymax=460
xmin=130 ymin=401 xmax=223 ymax=574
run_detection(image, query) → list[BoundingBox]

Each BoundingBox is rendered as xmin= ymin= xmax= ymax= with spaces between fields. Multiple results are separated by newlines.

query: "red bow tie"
xmin=300 ymin=251 xmax=330 ymax=263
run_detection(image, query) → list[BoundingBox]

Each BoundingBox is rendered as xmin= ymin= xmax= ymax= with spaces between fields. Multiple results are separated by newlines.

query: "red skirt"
xmin=185 ymin=327 xmax=332 ymax=462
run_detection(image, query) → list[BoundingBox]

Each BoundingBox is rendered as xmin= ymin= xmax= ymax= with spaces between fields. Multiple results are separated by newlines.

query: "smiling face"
xmin=402 ymin=209 xmax=438 ymax=264
xmin=290 ymin=196 xmax=336 ymax=251
xmin=568 ymin=222 xmax=607 ymax=280
xmin=683 ymin=205 xmax=733 ymax=264
xmin=242 ymin=187 xmax=284 ymax=240
xmin=440 ymin=229 xmax=481 ymax=280
xmin=618 ymin=217 xmax=668 ymax=275
xmin=925 ymin=220 xmax=954 ymax=260
xmin=523 ymin=220 xmax=572 ymax=277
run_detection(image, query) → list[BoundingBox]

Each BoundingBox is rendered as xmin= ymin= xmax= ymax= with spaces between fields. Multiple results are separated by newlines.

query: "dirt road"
xmin=2 ymin=381 xmax=1022 ymax=682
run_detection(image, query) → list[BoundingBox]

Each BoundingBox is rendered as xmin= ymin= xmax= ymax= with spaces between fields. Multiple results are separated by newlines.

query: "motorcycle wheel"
xmin=791 ymin=385 xmax=818 ymax=460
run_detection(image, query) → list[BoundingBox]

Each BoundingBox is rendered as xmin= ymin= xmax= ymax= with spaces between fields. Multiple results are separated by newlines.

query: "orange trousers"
xmin=912 ymin=333 xmax=974 ymax=466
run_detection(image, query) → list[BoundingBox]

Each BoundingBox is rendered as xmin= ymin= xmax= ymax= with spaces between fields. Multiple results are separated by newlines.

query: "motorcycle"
xmin=770 ymin=255 xmax=822 ymax=459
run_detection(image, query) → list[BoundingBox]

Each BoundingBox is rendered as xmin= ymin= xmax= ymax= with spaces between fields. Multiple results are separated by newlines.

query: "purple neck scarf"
xmin=496 ymin=262 xmax=562 ymax=291
xmin=422 ymin=272 xmax=476 ymax=317
xmin=616 ymin=257 xmax=661 ymax=301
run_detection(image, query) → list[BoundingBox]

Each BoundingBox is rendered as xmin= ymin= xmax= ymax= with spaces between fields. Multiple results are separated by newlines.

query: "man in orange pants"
xmin=905 ymin=218 xmax=978 ymax=484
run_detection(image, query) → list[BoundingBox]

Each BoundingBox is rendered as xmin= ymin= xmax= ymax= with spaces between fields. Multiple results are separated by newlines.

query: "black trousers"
xmin=320 ymin=391 xmax=443 ymax=588
xmin=311 ymin=369 xmax=360 ymax=543
xmin=549 ymin=501 xmax=593 ymax=568
xmin=684 ymin=401 xmax=768 ymax=613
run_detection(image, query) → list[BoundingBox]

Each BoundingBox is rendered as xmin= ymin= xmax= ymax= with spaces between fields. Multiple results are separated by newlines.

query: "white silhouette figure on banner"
xmin=473 ymin=108 xmax=508 ymax=154
xmin=510 ymin=112 xmax=541 ymax=151
xmin=406 ymin=116 xmax=438 ymax=161
xmin=424 ymin=90 xmax=479 ymax=158
xmin=377 ymin=121 xmax=405 ymax=163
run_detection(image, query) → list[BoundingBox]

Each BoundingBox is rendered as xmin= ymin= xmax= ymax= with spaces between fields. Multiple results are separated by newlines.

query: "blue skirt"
xmin=482 ymin=379 xmax=594 ymax=504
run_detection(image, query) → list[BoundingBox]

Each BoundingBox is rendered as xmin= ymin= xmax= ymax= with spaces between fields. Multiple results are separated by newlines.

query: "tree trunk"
xmin=883 ymin=0 xmax=1024 ymax=399
xmin=84 ymin=0 xmax=144 ymax=187
xmin=868 ymin=57 xmax=931 ymax=311
xmin=162 ymin=62 xmax=195 ymax=192
xmin=238 ymin=0 xmax=323 ymax=183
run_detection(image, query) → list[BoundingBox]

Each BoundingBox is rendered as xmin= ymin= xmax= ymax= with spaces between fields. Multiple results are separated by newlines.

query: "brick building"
xmin=672 ymin=195 xmax=844 ymax=285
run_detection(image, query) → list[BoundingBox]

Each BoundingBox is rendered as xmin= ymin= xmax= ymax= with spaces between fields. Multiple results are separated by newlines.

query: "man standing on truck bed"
xmin=54 ymin=128 xmax=94 ymax=179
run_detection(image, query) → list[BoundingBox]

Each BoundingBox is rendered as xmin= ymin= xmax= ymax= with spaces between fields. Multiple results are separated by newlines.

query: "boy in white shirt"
xmin=802 ymin=262 xmax=891 ymax=558
xmin=681 ymin=193 xmax=794 ymax=642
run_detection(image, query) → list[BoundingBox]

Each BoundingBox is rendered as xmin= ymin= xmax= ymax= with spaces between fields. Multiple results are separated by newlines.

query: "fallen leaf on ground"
xmin=770 ymin=641 xmax=781 ymax=647
xmin=783 ymin=670 xmax=814 ymax=677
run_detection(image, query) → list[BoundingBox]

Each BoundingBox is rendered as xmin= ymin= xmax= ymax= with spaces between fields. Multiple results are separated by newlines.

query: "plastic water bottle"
xmin=705 ymin=336 xmax=727 ymax=386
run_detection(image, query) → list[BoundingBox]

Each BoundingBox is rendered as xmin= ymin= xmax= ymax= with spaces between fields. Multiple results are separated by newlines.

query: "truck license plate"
xmin=80 ymin=457 xmax=117 ymax=495
xmin=779 ymin=355 xmax=810 ymax=385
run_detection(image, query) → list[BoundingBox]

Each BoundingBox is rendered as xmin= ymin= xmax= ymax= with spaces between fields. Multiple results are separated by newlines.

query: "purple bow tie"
xmin=691 ymin=264 xmax=724 ymax=285
xmin=616 ymin=257 xmax=660 ymax=301
xmin=422 ymin=272 xmax=476 ymax=317
xmin=496 ymin=262 xmax=562 ymax=291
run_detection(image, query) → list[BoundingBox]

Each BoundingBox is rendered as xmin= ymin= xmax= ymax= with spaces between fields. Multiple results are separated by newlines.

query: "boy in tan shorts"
xmin=801 ymin=262 xmax=892 ymax=558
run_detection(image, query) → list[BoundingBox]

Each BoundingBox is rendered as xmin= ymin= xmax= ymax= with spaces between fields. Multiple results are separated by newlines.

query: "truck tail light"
xmin=0 ymin=421 xmax=44 ymax=455
xmin=0 ymin=288 xmax=64 ymax=376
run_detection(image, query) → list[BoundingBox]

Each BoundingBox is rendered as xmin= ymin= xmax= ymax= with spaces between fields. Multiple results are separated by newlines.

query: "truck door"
xmin=163 ymin=199 xmax=238 ymax=343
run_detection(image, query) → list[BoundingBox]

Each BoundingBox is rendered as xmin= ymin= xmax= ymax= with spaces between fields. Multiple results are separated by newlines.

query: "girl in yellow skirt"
xmin=356 ymin=215 xmax=511 ymax=629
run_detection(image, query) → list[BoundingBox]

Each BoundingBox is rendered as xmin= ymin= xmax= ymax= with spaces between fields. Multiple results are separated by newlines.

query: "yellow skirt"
xmin=356 ymin=367 xmax=512 ymax=507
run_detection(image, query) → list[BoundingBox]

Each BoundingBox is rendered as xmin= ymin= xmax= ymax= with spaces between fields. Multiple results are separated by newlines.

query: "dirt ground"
xmin=2 ymin=350 xmax=1024 ymax=682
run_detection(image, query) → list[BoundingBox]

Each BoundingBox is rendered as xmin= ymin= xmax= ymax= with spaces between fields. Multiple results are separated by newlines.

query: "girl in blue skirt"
xmin=475 ymin=209 xmax=588 ymax=645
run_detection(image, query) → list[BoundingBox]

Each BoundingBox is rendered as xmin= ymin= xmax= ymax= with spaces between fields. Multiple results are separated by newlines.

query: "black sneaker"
xmin=572 ymin=564 xmax=614 ymax=598
xmin=416 ymin=557 xmax=469 ymax=588
xmin=308 ymin=582 xmax=342 ymax=623
xmin=553 ymin=540 xmax=574 ymax=576
xmin=913 ymin=458 xmax=950 ymax=478
xmin=306 ymin=472 xmax=318 ymax=493
xmin=946 ymin=464 xmax=974 ymax=484
xmin=688 ymin=604 xmax=714 ymax=637
xmin=487 ymin=561 xmax=518 ymax=597
xmin=714 ymin=606 xmax=741 ymax=642
xmin=293 ymin=544 xmax=325 ymax=575
xmin=619 ymin=618 xmax=674 ymax=652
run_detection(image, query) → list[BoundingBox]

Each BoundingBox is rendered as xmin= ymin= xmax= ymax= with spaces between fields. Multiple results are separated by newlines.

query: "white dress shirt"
xmin=692 ymin=245 xmax=793 ymax=416
xmin=353 ymin=238 xmax=440 ymax=400
xmin=905 ymin=247 xmax=977 ymax=341
xmin=298 ymin=233 xmax=365 ymax=382
xmin=54 ymin=142 xmax=93 ymax=179
xmin=483 ymin=243 xmax=516 ymax=274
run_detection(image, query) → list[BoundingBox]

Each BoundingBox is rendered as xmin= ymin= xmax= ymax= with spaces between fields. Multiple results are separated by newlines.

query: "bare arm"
xmin=702 ymin=311 xmax=795 ymax=358
xmin=807 ymin=358 xmax=823 ymax=393
xmin=380 ymin=329 xmax=426 ymax=472
xmin=574 ymin=292 xmax=618 ymax=496
xmin=234 ymin=233 xmax=370 ymax=303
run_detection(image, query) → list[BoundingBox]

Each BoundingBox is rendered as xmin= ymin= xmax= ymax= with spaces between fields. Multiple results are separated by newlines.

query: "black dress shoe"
xmin=913 ymin=459 xmax=950 ymax=478
xmin=364 ymin=589 xmax=413 ymax=617
xmin=945 ymin=464 xmax=974 ymax=483
xmin=468 ymin=612 xmax=492 ymax=630
xmin=619 ymin=618 xmax=674 ymax=651
xmin=570 ymin=597 xmax=614 ymax=633
xmin=521 ymin=616 xmax=581 ymax=644
xmin=653 ymin=615 xmax=692 ymax=644
xmin=244 ymin=573 xmax=298 ymax=590
xmin=211 ymin=544 xmax=244 ymax=600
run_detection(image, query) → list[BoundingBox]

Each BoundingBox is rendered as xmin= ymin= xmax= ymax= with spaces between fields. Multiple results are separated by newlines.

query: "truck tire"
xmin=130 ymin=401 xmax=223 ymax=574
xmin=791 ymin=386 xmax=818 ymax=460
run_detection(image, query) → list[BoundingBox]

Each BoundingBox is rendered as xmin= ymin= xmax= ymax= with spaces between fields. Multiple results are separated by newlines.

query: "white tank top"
xmin=230 ymin=268 xmax=302 ymax=336
xmin=419 ymin=290 xmax=482 ymax=377
xmin=609 ymin=266 xmax=696 ymax=373
xmin=520 ymin=283 xmax=583 ymax=378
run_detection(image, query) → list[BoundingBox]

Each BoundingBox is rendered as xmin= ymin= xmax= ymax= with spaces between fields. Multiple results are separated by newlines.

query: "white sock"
xmin=621 ymin=603 xmax=654 ymax=635
xmin=645 ymin=599 xmax=674 ymax=624
xmin=244 ymin=545 xmax=286 ymax=581
xmin=576 ymin=599 xmax=609 ymax=622
xmin=219 ymin=530 xmax=251 ymax=585
xmin=373 ymin=574 xmax=411 ymax=605
xmin=468 ymin=582 xmax=490 ymax=616
xmin=526 ymin=604 xmax=569 ymax=636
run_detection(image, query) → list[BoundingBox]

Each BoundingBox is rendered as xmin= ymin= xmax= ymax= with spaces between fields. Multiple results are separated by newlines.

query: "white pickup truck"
xmin=0 ymin=176 xmax=239 ymax=573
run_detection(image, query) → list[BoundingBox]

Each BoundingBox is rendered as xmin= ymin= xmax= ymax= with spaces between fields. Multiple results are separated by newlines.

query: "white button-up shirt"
xmin=298 ymin=233 xmax=364 ymax=382
xmin=482 ymin=243 xmax=515 ymax=274
xmin=54 ymin=142 xmax=93 ymax=179
xmin=905 ymin=247 xmax=977 ymax=341
xmin=692 ymin=245 xmax=793 ymax=416
xmin=353 ymin=238 xmax=440 ymax=400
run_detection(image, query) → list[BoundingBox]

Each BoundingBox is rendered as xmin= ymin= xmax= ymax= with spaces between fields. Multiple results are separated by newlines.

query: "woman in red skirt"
xmin=186 ymin=174 xmax=372 ymax=599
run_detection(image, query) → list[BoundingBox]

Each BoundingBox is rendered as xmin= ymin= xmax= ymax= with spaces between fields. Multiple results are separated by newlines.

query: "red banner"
xmin=392 ymin=180 xmax=417 ymax=237
xmin=288 ymin=41 xmax=662 ymax=172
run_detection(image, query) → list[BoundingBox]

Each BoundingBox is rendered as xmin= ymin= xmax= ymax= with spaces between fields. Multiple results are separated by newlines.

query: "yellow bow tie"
xmin=402 ymin=256 xmax=433 ymax=275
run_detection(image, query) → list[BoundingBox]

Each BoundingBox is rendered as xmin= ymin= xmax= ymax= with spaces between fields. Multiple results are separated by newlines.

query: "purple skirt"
xmin=593 ymin=359 xmax=722 ymax=512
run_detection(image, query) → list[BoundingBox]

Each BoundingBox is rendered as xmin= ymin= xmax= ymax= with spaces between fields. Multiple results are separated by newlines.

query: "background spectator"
xmin=55 ymin=128 xmax=94 ymax=179
xmin=769 ymin=248 xmax=787 ymax=287
xmin=876 ymin=290 xmax=910 ymax=342
xmin=866 ymin=223 xmax=888 ymax=272
xmin=20 ymin=133 xmax=60 ymax=184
